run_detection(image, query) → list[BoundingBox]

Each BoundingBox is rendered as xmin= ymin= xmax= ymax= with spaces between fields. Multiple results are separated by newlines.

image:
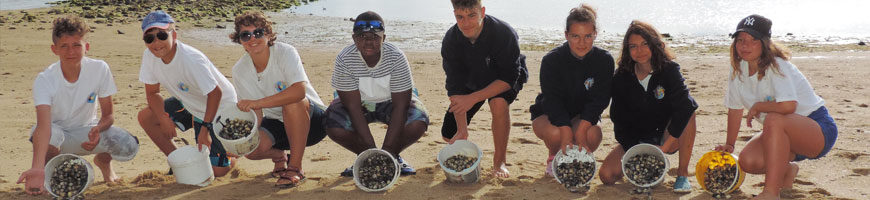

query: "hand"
xmin=197 ymin=127 xmax=212 ymax=151
xmin=237 ymin=99 xmax=261 ymax=112
xmin=16 ymin=168 xmax=45 ymax=195
xmin=81 ymin=127 xmax=101 ymax=151
xmin=714 ymin=144 xmax=735 ymax=153
xmin=449 ymin=129 xmax=469 ymax=144
xmin=448 ymin=94 xmax=479 ymax=114
xmin=745 ymin=105 xmax=761 ymax=128
xmin=560 ymin=140 xmax=574 ymax=155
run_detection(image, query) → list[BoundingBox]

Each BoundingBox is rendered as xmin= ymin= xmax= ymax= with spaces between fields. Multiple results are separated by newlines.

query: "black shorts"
xmin=440 ymin=88 xmax=521 ymax=139
xmin=259 ymin=100 xmax=327 ymax=150
xmin=164 ymin=97 xmax=231 ymax=167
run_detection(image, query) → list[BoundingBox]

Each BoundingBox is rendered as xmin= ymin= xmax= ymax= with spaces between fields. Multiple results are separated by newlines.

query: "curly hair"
xmin=52 ymin=15 xmax=90 ymax=43
xmin=566 ymin=4 xmax=597 ymax=33
xmin=616 ymin=20 xmax=675 ymax=74
xmin=228 ymin=11 xmax=277 ymax=46
xmin=451 ymin=0 xmax=482 ymax=9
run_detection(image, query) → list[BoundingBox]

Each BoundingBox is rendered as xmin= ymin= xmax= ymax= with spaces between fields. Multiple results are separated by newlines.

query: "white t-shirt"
xmin=232 ymin=42 xmax=324 ymax=121
xmin=139 ymin=41 xmax=238 ymax=119
xmin=331 ymin=42 xmax=414 ymax=103
xmin=724 ymin=57 xmax=825 ymax=122
xmin=33 ymin=57 xmax=118 ymax=129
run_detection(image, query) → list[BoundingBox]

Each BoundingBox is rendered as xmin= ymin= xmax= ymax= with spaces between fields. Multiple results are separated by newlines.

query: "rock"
xmin=94 ymin=19 xmax=105 ymax=24
xmin=8 ymin=26 xmax=15 ymax=30
xmin=662 ymin=33 xmax=671 ymax=38
xmin=860 ymin=41 xmax=866 ymax=46
xmin=216 ymin=24 xmax=225 ymax=29
xmin=117 ymin=30 xmax=124 ymax=34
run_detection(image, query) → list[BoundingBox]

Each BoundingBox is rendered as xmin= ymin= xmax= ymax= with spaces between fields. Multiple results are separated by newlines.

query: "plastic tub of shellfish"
xmin=552 ymin=145 xmax=596 ymax=190
xmin=353 ymin=148 xmax=401 ymax=192
xmin=437 ymin=140 xmax=483 ymax=183
xmin=621 ymin=143 xmax=670 ymax=188
xmin=44 ymin=154 xmax=94 ymax=199
xmin=695 ymin=151 xmax=746 ymax=195
xmin=214 ymin=106 xmax=260 ymax=156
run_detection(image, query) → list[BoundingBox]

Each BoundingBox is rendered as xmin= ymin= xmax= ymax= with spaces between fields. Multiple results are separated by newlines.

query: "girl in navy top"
xmin=598 ymin=21 xmax=698 ymax=193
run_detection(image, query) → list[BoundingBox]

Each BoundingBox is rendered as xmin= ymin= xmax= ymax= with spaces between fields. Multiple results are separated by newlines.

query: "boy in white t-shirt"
xmin=135 ymin=11 xmax=239 ymax=177
xmin=715 ymin=15 xmax=837 ymax=199
xmin=228 ymin=11 xmax=327 ymax=187
xmin=325 ymin=11 xmax=430 ymax=177
xmin=17 ymin=15 xmax=139 ymax=195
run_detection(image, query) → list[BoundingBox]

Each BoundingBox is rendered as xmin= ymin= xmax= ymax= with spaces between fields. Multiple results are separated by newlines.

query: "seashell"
xmin=50 ymin=159 xmax=88 ymax=199
xmin=444 ymin=155 xmax=476 ymax=171
xmin=218 ymin=119 xmax=254 ymax=140
xmin=623 ymin=154 xmax=665 ymax=185
xmin=358 ymin=154 xmax=396 ymax=189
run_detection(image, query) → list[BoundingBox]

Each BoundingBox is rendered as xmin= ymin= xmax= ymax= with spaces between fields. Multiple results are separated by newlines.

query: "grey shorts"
xmin=29 ymin=124 xmax=139 ymax=161
xmin=324 ymin=97 xmax=430 ymax=132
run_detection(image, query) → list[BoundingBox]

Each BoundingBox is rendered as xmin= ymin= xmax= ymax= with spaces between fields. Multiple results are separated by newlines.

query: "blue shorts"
xmin=793 ymin=106 xmax=838 ymax=161
xmin=164 ymin=97 xmax=231 ymax=167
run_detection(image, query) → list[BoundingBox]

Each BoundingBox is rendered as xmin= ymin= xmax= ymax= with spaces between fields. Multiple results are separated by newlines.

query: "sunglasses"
xmin=353 ymin=20 xmax=384 ymax=32
xmin=143 ymin=30 xmax=170 ymax=44
xmin=239 ymin=28 xmax=266 ymax=42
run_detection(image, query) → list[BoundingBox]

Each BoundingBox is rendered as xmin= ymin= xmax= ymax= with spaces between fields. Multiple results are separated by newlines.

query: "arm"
xmin=746 ymin=101 xmax=797 ymax=128
xmin=538 ymin=56 xmax=575 ymax=151
xmin=198 ymin=85 xmax=222 ymax=150
xmin=576 ymin=53 xmax=615 ymax=147
xmin=662 ymin=65 xmax=698 ymax=139
xmin=81 ymin=96 xmax=115 ymax=151
xmin=144 ymin=83 xmax=177 ymax=138
xmin=386 ymin=90 xmax=412 ymax=141
xmin=441 ymin=30 xmax=468 ymax=97
xmin=238 ymin=82 xmax=306 ymax=111
xmin=610 ymin=74 xmax=639 ymax=151
xmin=448 ymin=80 xmax=510 ymax=114
xmin=715 ymin=109 xmax=744 ymax=153
xmin=18 ymin=105 xmax=52 ymax=194
xmin=336 ymin=90 xmax=376 ymax=147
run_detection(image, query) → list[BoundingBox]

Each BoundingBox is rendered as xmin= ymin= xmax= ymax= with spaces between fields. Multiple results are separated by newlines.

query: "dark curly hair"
xmin=616 ymin=20 xmax=675 ymax=74
xmin=229 ymin=11 xmax=277 ymax=46
xmin=52 ymin=15 xmax=90 ymax=43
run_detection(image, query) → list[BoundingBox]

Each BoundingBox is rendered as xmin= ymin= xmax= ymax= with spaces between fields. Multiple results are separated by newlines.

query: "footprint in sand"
xmin=852 ymin=168 xmax=870 ymax=176
xmin=808 ymin=188 xmax=832 ymax=196
xmin=738 ymin=135 xmax=753 ymax=141
xmin=511 ymin=138 xmax=540 ymax=145
xmin=835 ymin=152 xmax=869 ymax=161
xmin=511 ymin=122 xmax=532 ymax=127
xmin=793 ymin=179 xmax=814 ymax=186
xmin=310 ymin=156 xmax=330 ymax=162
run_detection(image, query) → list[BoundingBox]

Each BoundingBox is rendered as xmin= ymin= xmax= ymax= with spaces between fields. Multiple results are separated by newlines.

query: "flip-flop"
xmin=276 ymin=166 xmax=306 ymax=188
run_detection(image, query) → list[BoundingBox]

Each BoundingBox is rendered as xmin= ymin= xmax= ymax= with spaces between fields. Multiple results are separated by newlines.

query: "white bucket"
xmin=353 ymin=148 xmax=400 ymax=192
xmin=44 ymin=154 xmax=94 ymax=198
xmin=437 ymin=140 xmax=483 ymax=183
xmin=213 ymin=107 xmax=260 ymax=156
xmin=167 ymin=145 xmax=214 ymax=187
xmin=552 ymin=145 xmax=596 ymax=189
xmin=621 ymin=143 xmax=670 ymax=188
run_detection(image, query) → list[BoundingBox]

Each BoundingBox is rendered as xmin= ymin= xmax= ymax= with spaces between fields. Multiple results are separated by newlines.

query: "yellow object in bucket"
xmin=695 ymin=151 xmax=746 ymax=194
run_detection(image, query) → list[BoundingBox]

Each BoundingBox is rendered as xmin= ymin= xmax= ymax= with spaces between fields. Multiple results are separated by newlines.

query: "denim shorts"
xmin=793 ymin=106 xmax=838 ymax=161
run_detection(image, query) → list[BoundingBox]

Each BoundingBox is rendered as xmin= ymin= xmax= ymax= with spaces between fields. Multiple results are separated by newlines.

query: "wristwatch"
xmin=201 ymin=122 xmax=213 ymax=131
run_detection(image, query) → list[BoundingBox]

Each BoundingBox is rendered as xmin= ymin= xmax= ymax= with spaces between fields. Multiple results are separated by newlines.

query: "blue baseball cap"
xmin=141 ymin=11 xmax=175 ymax=33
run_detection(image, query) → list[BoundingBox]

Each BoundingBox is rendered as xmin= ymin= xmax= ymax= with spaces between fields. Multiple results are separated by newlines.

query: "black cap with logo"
xmin=732 ymin=14 xmax=772 ymax=39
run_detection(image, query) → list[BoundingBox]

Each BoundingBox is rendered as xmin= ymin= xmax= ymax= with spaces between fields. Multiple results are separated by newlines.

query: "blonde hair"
xmin=729 ymin=36 xmax=791 ymax=80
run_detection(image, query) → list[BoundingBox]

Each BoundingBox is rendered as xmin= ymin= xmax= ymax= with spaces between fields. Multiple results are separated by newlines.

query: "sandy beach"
xmin=1 ymin=7 xmax=869 ymax=199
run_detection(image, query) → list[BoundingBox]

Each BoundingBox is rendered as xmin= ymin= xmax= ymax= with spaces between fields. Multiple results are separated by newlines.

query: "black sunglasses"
xmin=143 ymin=30 xmax=169 ymax=44
xmin=239 ymin=28 xmax=266 ymax=42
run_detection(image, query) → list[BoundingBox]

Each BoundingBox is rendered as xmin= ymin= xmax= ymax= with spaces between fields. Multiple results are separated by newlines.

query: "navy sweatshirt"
xmin=441 ymin=15 xmax=527 ymax=96
xmin=610 ymin=61 xmax=698 ymax=151
xmin=529 ymin=43 xmax=614 ymax=127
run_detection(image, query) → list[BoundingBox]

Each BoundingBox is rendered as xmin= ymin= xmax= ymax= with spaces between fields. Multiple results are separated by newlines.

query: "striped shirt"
xmin=331 ymin=42 xmax=414 ymax=103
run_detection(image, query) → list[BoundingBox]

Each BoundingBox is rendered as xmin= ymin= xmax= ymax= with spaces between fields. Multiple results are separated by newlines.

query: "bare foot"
xmin=492 ymin=164 xmax=510 ymax=178
xmin=94 ymin=153 xmax=119 ymax=183
xmin=782 ymin=162 xmax=799 ymax=190
xmin=752 ymin=191 xmax=780 ymax=200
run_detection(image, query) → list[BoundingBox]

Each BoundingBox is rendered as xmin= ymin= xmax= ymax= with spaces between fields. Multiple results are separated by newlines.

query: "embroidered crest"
xmin=178 ymin=82 xmax=189 ymax=92
xmin=764 ymin=95 xmax=775 ymax=102
xmin=744 ymin=17 xmax=755 ymax=26
xmin=276 ymin=81 xmax=288 ymax=92
xmin=584 ymin=78 xmax=594 ymax=90
xmin=87 ymin=92 xmax=96 ymax=103
xmin=654 ymin=85 xmax=665 ymax=99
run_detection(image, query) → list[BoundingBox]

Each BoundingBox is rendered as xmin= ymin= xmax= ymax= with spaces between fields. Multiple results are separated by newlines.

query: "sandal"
xmin=271 ymin=154 xmax=289 ymax=178
xmin=276 ymin=166 xmax=306 ymax=188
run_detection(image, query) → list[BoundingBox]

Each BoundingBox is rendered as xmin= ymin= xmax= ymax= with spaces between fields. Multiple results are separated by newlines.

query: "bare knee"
xmin=739 ymin=151 xmax=764 ymax=174
xmin=282 ymin=99 xmax=310 ymax=116
xmin=599 ymin=166 xmax=622 ymax=184
xmin=762 ymin=113 xmax=785 ymax=129
xmin=137 ymin=108 xmax=153 ymax=125
xmin=488 ymin=98 xmax=509 ymax=117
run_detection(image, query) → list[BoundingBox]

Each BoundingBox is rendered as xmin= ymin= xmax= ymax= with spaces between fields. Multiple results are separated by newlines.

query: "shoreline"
xmin=2 ymin=4 xmax=870 ymax=200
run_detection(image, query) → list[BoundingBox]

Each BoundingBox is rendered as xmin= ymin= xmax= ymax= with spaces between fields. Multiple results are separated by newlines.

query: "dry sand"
xmin=1 ymin=9 xmax=869 ymax=199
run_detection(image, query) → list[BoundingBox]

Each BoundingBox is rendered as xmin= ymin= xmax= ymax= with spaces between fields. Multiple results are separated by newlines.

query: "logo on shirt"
xmin=655 ymin=85 xmax=665 ymax=99
xmin=764 ymin=95 xmax=775 ymax=102
xmin=584 ymin=78 xmax=594 ymax=90
xmin=276 ymin=81 xmax=288 ymax=92
xmin=178 ymin=82 xmax=189 ymax=92
xmin=87 ymin=92 xmax=97 ymax=103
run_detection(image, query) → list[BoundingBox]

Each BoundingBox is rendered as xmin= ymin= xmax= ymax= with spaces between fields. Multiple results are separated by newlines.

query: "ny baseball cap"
xmin=141 ymin=10 xmax=175 ymax=33
xmin=732 ymin=14 xmax=772 ymax=39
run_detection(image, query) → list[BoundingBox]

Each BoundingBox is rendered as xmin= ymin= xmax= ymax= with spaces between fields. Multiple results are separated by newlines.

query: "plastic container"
xmin=695 ymin=151 xmax=746 ymax=194
xmin=353 ymin=149 xmax=401 ymax=192
xmin=44 ymin=154 xmax=94 ymax=198
xmin=437 ymin=140 xmax=483 ymax=183
xmin=167 ymin=145 xmax=214 ymax=186
xmin=552 ymin=145 xmax=597 ymax=189
xmin=621 ymin=143 xmax=670 ymax=188
xmin=213 ymin=107 xmax=260 ymax=156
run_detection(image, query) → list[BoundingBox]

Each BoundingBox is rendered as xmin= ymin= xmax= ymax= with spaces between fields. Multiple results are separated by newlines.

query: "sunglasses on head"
xmin=353 ymin=20 xmax=384 ymax=32
xmin=143 ymin=30 xmax=170 ymax=44
xmin=239 ymin=28 xmax=266 ymax=42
